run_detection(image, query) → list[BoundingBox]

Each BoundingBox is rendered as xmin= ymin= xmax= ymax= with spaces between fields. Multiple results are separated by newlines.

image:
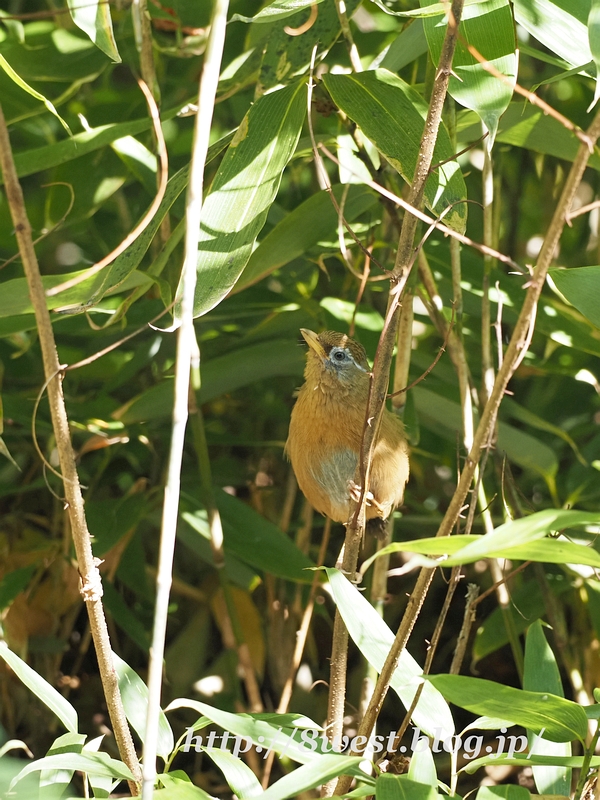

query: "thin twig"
xmin=387 ymin=305 xmax=455 ymax=399
xmin=450 ymin=583 xmax=480 ymax=674
xmin=567 ymin=197 xmax=600 ymax=221
xmin=308 ymin=99 xmax=390 ymax=276
xmin=261 ymin=519 xmax=331 ymax=788
xmin=387 ymin=565 xmax=463 ymax=756
xmin=140 ymin=0 xmax=229 ymax=796
xmin=0 ymin=102 xmax=141 ymax=793
xmin=132 ymin=0 xmax=160 ymax=103
xmin=46 ymin=79 xmax=168 ymax=297
xmin=0 ymin=182 xmax=75 ymax=270
xmin=428 ymin=131 xmax=488 ymax=173
xmin=284 ymin=3 xmax=318 ymax=35
xmin=318 ymin=143 xmax=524 ymax=273
xmin=465 ymin=40 xmax=593 ymax=150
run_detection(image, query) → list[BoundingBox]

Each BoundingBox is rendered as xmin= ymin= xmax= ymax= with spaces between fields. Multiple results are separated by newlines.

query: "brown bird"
xmin=286 ymin=329 xmax=409 ymax=537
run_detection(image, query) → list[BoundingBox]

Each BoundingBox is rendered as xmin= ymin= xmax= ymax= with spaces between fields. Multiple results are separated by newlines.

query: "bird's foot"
xmin=348 ymin=481 xmax=388 ymax=517
xmin=348 ymin=481 xmax=387 ymax=512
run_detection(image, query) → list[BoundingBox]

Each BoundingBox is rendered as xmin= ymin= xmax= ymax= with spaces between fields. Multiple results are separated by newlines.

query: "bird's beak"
xmin=300 ymin=328 xmax=326 ymax=360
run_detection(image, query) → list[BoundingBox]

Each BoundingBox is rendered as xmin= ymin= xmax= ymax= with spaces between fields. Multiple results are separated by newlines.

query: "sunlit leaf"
xmin=323 ymin=69 xmax=468 ymax=232
xmin=422 ymin=0 xmax=517 ymax=142
xmin=67 ymin=0 xmax=120 ymax=61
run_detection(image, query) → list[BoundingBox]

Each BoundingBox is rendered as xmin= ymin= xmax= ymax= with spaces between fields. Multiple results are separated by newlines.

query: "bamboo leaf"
xmin=0 ymin=53 xmax=71 ymax=134
xmin=513 ymin=0 xmax=591 ymax=68
xmin=422 ymin=0 xmax=517 ymax=142
xmin=235 ymin=185 xmax=378 ymax=291
xmin=549 ymin=266 xmax=600 ymax=328
xmin=186 ymin=81 xmax=307 ymax=319
xmin=427 ymin=674 xmax=588 ymax=743
xmin=67 ymin=0 xmax=121 ymax=61
xmin=524 ymin=622 xmax=572 ymax=796
xmin=323 ymin=69 xmax=468 ymax=232
xmin=326 ymin=568 xmax=455 ymax=738
xmin=0 ymin=642 xmax=78 ymax=734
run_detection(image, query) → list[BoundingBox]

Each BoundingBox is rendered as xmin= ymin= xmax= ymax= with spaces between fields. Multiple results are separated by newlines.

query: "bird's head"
xmin=300 ymin=328 xmax=369 ymax=389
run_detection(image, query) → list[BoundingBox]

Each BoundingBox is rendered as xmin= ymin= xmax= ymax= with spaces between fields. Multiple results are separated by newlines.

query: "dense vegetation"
xmin=2 ymin=0 xmax=600 ymax=797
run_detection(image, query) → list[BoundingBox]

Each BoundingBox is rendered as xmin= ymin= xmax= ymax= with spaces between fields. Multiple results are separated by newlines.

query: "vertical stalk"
xmin=334 ymin=0 xmax=362 ymax=73
xmin=141 ymin=1 xmax=229 ymax=796
xmin=328 ymin=9 xmax=466 ymax=794
xmin=132 ymin=0 xmax=160 ymax=103
xmin=0 ymin=102 xmax=141 ymax=796
xmin=188 ymin=369 xmax=264 ymax=713
xmin=481 ymin=132 xmax=495 ymax=404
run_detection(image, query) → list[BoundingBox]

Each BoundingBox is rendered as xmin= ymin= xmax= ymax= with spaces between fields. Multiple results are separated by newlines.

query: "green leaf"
xmin=501 ymin=397 xmax=586 ymax=466
xmin=166 ymin=698 xmax=324 ymax=764
xmin=67 ymin=0 xmax=120 ymax=61
xmin=325 ymin=568 xmax=455 ymax=738
xmin=422 ymin=0 xmax=517 ymax=142
xmin=10 ymin=752 xmax=133 ymax=789
xmin=412 ymin=387 xmax=558 ymax=481
xmin=427 ymin=674 xmax=588 ymax=743
xmin=0 ymin=268 xmax=151 ymax=319
xmin=188 ymin=80 xmax=307 ymax=318
xmin=177 ymin=515 xmax=260 ymax=590
xmin=231 ymin=0 xmax=326 ymax=24
xmin=323 ymin=69 xmax=468 ymax=233
xmin=549 ymin=266 xmax=600 ymax=328
xmin=513 ymin=0 xmax=591 ymax=68
xmin=258 ymin=0 xmax=361 ymax=91
xmin=524 ymin=622 xmax=571 ymax=796
xmin=370 ymin=0 xmax=499 ymax=17
xmin=377 ymin=19 xmax=428 ymax=72
xmin=182 ymin=489 xmax=315 ymax=583
xmin=589 ymin=0 xmax=600 ymax=108
xmin=0 ymin=564 xmax=35 ymax=611
xmin=375 ymin=774 xmax=438 ymax=800
xmin=408 ymin=743 xmax=437 ymax=786
xmin=362 ymin=509 xmax=600 ymax=570
xmin=103 ymin=583 xmax=150 ymax=652
xmin=235 ymin=185 xmax=378 ymax=292
xmin=202 ymin=747 xmax=263 ymax=798
xmin=476 ymin=787 xmax=531 ymax=800
xmin=463 ymin=751 xmax=600 ymax=774
xmin=0 ymin=642 xmax=78 ymax=733
xmin=153 ymin=772 xmax=216 ymax=799
xmin=261 ymin=754 xmax=366 ymax=800
xmin=113 ymin=338 xmax=305 ymax=423
xmin=460 ymin=104 xmax=600 ymax=170
xmin=112 ymin=652 xmax=174 ymax=760
xmin=0 ymin=52 xmax=71 ymax=134
xmin=473 ymin=576 xmax=571 ymax=663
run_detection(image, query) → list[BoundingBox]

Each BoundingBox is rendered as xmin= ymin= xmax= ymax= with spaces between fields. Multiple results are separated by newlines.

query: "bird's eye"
xmin=333 ymin=350 xmax=346 ymax=361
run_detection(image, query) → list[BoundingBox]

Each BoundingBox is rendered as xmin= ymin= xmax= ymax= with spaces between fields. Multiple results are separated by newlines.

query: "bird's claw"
xmin=348 ymin=480 xmax=374 ymax=506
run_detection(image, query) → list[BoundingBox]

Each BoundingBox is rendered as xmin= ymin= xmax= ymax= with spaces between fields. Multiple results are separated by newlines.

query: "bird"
xmin=286 ymin=329 xmax=409 ymax=538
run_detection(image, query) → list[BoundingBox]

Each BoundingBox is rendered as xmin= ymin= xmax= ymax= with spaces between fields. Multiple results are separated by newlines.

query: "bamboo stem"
xmin=141 ymin=0 xmax=229 ymax=796
xmin=328 ymin=4 xmax=466 ymax=793
xmin=0 ymin=103 xmax=141 ymax=794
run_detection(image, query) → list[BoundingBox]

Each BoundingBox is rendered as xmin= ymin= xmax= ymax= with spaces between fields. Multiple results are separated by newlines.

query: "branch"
xmin=339 ymin=84 xmax=600 ymax=793
xmin=318 ymin=143 xmax=524 ymax=273
xmin=330 ymin=2 xmax=466 ymax=794
xmin=0 ymin=104 xmax=141 ymax=793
